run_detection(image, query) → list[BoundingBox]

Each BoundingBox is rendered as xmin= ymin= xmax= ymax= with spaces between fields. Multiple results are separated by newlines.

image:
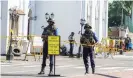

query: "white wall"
xmin=0 ymin=0 xmax=1 ymax=54
xmin=34 ymin=1 xmax=82 ymax=39
xmin=1 ymin=1 xmax=8 ymax=54
xmin=30 ymin=1 xmax=83 ymax=54
xmin=29 ymin=0 xmax=108 ymax=54
xmin=29 ymin=0 xmax=36 ymax=35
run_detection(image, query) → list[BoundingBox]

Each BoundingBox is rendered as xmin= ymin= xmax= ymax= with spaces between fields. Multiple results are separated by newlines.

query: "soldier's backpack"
xmin=80 ymin=29 xmax=96 ymax=47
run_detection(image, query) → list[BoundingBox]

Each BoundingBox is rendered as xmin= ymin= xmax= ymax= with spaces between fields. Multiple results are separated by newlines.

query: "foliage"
xmin=108 ymin=1 xmax=132 ymax=27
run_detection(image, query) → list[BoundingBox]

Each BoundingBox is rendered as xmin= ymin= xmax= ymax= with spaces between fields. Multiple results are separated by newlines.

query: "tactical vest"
xmin=80 ymin=29 xmax=95 ymax=47
xmin=45 ymin=25 xmax=56 ymax=35
xmin=42 ymin=25 xmax=56 ymax=41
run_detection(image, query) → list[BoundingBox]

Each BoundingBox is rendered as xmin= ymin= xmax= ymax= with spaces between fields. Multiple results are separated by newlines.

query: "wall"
xmin=29 ymin=0 xmax=36 ymax=35
xmin=34 ymin=1 xmax=82 ymax=40
xmin=29 ymin=0 xmax=108 ymax=54
xmin=30 ymin=1 xmax=84 ymax=54
xmin=1 ymin=1 xmax=8 ymax=54
xmin=0 ymin=0 xmax=1 ymax=54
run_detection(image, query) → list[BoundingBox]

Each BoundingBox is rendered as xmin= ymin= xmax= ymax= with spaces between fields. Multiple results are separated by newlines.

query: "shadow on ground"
xmin=95 ymin=73 xmax=120 ymax=78
xmin=1 ymin=74 xmax=65 ymax=77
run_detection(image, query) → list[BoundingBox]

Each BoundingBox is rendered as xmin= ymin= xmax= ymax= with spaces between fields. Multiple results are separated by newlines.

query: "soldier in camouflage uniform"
xmin=38 ymin=18 xmax=58 ymax=75
xmin=80 ymin=24 xmax=98 ymax=74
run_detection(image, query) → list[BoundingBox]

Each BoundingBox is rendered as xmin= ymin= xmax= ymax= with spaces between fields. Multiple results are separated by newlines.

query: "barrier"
xmin=23 ymin=37 xmax=43 ymax=61
xmin=1 ymin=35 xmax=132 ymax=60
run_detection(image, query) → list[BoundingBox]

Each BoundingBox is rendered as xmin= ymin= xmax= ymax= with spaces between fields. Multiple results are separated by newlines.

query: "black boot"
xmin=85 ymin=67 xmax=89 ymax=74
xmin=92 ymin=67 xmax=95 ymax=74
xmin=38 ymin=65 xmax=45 ymax=75
xmin=48 ymin=65 xmax=53 ymax=76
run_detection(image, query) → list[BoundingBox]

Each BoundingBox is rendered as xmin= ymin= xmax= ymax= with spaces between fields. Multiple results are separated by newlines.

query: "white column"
xmin=88 ymin=1 xmax=91 ymax=24
xmin=18 ymin=0 xmax=23 ymax=37
xmin=85 ymin=0 xmax=88 ymax=21
xmin=91 ymin=0 xmax=96 ymax=31
xmin=98 ymin=0 xmax=103 ymax=42
xmin=23 ymin=0 xmax=29 ymax=40
xmin=89 ymin=1 xmax=92 ymax=25
xmin=105 ymin=0 xmax=108 ymax=38
xmin=102 ymin=1 xmax=105 ymax=38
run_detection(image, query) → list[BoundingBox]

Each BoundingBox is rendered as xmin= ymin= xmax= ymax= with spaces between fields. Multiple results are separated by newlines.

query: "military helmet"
xmin=47 ymin=18 xmax=54 ymax=23
xmin=84 ymin=23 xmax=92 ymax=29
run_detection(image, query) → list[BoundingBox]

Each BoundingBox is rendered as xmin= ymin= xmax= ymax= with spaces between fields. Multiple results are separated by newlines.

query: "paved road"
xmin=1 ymin=53 xmax=133 ymax=78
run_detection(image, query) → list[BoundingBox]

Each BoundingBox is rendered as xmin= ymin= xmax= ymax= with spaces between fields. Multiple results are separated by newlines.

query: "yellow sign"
xmin=48 ymin=36 xmax=60 ymax=55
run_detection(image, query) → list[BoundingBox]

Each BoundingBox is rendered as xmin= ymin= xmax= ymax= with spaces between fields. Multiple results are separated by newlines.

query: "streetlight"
xmin=77 ymin=18 xmax=86 ymax=58
xmin=41 ymin=13 xmax=55 ymax=29
xmin=45 ymin=12 xmax=54 ymax=21
xmin=50 ymin=13 xmax=54 ymax=19
xmin=45 ymin=13 xmax=49 ymax=20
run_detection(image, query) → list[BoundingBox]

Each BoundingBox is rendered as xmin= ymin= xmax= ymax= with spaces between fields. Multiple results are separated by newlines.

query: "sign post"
xmin=48 ymin=36 xmax=60 ymax=76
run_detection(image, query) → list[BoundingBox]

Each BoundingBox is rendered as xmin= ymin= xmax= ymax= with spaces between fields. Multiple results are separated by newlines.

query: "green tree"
xmin=108 ymin=1 xmax=132 ymax=27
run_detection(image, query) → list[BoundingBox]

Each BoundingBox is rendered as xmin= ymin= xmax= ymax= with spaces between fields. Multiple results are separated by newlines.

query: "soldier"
xmin=68 ymin=32 xmax=76 ymax=57
xmin=38 ymin=18 xmax=58 ymax=75
xmin=125 ymin=35 xmax=131 ymax=50
xmin=80 ymin=24 xmax=98 ymax=74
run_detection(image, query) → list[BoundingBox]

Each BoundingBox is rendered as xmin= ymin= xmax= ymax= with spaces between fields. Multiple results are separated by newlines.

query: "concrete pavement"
xmin=71 ymin=71 xmax=133 ymax=78
xmin=1 ymin=52 xmax=133 ymax=78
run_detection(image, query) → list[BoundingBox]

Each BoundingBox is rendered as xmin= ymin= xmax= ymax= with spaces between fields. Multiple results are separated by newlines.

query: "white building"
xmin=0 ymin=0 xmax=29 ymax=55
xmin=29 ymin=0 xmax=108 ymax=54
xmin=0 ymin=0 xmax=108 ymax=55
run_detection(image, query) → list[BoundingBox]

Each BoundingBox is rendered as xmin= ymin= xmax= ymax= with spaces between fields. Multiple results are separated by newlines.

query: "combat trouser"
xmin=69 ymin=42 xmax=74 ymax=57
xmin=83 ymin=47 xmax=95 ymax=74
xmin=38 ymin=41 xmax=54 ymax=75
